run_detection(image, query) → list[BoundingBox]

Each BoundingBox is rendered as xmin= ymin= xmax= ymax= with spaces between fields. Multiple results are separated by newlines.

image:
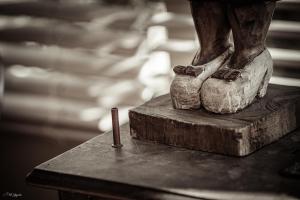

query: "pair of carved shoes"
xmin=170 ymin=49 xmax=273 ymax=113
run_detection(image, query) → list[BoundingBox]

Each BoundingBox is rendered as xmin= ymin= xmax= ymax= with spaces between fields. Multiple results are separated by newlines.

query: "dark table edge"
xmin=26 ymin=168 xmax=203 ymax=200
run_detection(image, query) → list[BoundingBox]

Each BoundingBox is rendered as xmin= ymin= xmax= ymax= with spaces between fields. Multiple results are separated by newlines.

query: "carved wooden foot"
xmin=201 ymin=49 xmax=273 ymax=114
xmin=200 ymin=1 xmax=276 ymax=113
xmin=170 ymin=48 xmax=232 ymax=109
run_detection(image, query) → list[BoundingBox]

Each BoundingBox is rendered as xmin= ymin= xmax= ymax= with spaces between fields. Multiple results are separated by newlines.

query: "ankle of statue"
xmin=192 ymin=45 xmax=232 ymax=66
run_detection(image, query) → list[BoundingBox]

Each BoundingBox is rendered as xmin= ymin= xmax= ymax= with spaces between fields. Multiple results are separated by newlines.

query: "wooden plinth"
xmin=129 ymin=84 xmax=300 ymax=156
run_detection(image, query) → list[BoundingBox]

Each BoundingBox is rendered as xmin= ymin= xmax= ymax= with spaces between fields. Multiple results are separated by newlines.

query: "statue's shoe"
xmin=170 ymin=48 xmax=232 ymax=109
xmin=201 ymin=49 xmax=273 ymax=114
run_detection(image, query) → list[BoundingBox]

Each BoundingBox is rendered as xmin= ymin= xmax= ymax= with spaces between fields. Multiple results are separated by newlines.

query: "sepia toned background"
xmin=0 ymin=0 xmax=299 ymax=199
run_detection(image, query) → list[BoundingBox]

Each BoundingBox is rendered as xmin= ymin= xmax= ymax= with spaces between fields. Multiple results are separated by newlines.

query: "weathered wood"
xmin=27 ymin=124 xmax=300 ymax=200
xmin=201 ymin=49 xmax=273 ymax=113
xmin=199 ymin=1 xmax=276 ymax=113
xmin=129 ymin=84 xmax=300 ymax=156
xmin=170 ymin=48 xmax=232 ymax=109
xmin=170 ymin=0 xmax=277 ymax=113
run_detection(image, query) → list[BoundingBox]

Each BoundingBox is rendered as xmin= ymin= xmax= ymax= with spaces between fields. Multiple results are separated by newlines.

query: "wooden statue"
xmin=129 ymin=0 xmax=300 ymax=156
xmin=170 ymin=0 xmax=277 ymax=113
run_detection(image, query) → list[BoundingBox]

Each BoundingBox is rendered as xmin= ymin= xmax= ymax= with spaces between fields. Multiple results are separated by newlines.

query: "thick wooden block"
xmin=129 ymin=84 xmax=300 ymax=156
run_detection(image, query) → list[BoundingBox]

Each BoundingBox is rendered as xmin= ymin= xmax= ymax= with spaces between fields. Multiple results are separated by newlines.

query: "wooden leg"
xmin=227 ymin=1 xmax=276 ymax=70
xmin=201 ymin=1 xmax=277 ymax=113
xmin=189 ymin=0 xmax=231 ymax=66
xmin=170 ymin=0 xmax=233 ymax=110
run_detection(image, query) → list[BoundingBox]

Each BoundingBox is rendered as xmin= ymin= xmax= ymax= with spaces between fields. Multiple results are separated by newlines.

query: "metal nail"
xmin=111 ymin=107 xmax=123 ymax=148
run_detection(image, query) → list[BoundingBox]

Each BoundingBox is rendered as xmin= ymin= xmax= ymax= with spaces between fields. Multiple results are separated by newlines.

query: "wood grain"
xmin=129 ymin=84 xmax=300 ymax=156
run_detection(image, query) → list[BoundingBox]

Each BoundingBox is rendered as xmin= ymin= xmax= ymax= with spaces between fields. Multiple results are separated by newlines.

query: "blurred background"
xmin=0 ymin=0 xmax=299 ymax=199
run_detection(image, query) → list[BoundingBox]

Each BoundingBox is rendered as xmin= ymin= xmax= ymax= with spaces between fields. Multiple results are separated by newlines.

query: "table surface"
xmin=27 ymin=124 xmax=300 ymax=200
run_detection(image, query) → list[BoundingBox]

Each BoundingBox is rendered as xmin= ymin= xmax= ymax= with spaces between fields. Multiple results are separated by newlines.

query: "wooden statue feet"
xmin=170 ymin=0 xmax=277 ymax=114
